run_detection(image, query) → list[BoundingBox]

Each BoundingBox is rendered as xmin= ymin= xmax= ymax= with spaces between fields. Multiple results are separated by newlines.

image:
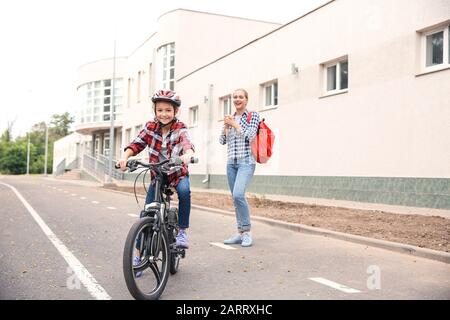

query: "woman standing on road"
xmin=219 ymin=88 xmax=260 ymax=247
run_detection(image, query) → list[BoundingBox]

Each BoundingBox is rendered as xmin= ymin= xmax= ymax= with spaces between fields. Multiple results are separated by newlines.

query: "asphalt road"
xmin=1 ymin=175 xmax=449 ymax=300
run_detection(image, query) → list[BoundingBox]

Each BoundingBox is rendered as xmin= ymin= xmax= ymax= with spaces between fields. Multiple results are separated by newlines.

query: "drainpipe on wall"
xmin=202 ymin=84 xmax=214 ymax=187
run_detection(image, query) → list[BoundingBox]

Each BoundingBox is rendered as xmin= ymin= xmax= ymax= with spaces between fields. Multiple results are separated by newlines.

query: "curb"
xmin=101 ymin=187 xmax=450 ymax=264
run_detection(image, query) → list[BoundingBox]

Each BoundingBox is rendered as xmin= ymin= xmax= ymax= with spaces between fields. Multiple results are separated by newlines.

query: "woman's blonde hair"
xmin=234 ymin=88 xmax=248 ymax=100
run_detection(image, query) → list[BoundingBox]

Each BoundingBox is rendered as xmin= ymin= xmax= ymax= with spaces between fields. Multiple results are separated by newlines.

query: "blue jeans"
xmin=226 ymin=160 xmax=256 ymax=232
xmin=145 ymin=176 xmax=191 ymax=229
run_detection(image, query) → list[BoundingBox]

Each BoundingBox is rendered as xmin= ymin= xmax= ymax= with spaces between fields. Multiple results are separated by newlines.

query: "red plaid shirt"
xmin=124 ymin=119 xmax=195 ymax=187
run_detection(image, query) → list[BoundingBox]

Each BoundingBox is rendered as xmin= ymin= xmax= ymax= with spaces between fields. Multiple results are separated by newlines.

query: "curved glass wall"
xmin=77 ymin=78 xmax=123 ymax=124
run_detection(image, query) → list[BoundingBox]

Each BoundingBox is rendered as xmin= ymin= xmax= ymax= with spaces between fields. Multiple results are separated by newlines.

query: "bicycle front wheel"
xmin=123 ymin=217 xmax=170 ymax=300
xmin=169 ymin=227 xmax=180 ymax=275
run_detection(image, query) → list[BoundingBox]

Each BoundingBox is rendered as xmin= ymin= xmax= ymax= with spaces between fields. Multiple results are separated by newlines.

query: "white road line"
xmin=71 ymin=194 xmax=77 ymax=196
xmin=63 ymin=191 xmax=69 ymax=193
xmin=308 ymin=277 xmax=361 ymax=293
xmin=106 ymin=207 xmax=116 ymax=210
xmin=127 ymin=214 xmax=139 ymax=218
xmin=209 ymin=242 xmax=237 ymax=250
xmin=0 ymin=182 xmax=111 ymax=300
xmin=80 ymin=197 xmax=86 ymax=200
xmin=92 ymin=201 xmax=99 ymax=204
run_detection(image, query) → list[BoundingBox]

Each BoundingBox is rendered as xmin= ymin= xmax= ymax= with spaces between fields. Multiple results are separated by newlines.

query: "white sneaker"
xmin=223 ymin=234 xmax=242 ymax=244
xmin=241 ymin=232 xmax=252 ymax=247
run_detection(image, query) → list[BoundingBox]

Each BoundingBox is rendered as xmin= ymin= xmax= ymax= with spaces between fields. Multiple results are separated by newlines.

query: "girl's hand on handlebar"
xmin=179 ymin=154 xmax=192 ymax=165
xmin=116 ymin=159 xmax=128 ymax=171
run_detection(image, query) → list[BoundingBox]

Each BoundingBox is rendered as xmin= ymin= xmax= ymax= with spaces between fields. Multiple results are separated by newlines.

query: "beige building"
xmin=57 ymin=0 xmax=450 ymax=209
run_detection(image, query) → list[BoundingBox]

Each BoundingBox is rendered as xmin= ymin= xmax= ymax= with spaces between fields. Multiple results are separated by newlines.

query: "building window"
xmin=76 ymin=78 xmax=123 ymax=125
xmin=134 ymin=125 xmax=142 ymax=137
xmin=221 ymin=95 xmax=232 ymax=116
xmin=322 ymin=58 xmax=348 ymax=94
xmin=421 ymin=24 xmax=449 ymax=72
xmin=148 ymin=63 xmax=153 ymax=96
xmin=137 ymin=71 xmax=142 ymax=103
xmin=427 ymin=31 xmax=444 ymax=66
xmin=158 ymin=43 xmax=175 ymax=90
xmin=125 ymin=128 xmax=131 ymax=143
xmin=113 ymin=78 xmax=123 ymax=120
xmin=104 ymin=133 xmax=110 ymax=156
xmin=262 ymin=80 xmax=278 ymax=108
xmin=127 ymin=78 xmax=132 ymax=108
xmin=189 ymin=106 xmax=199 ymax=127
xmin=94 ymin=136 xmax=100 ymax=157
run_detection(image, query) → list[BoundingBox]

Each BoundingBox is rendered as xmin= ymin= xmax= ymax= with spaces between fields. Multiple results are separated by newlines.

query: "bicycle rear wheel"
xmin=123 ymin=217 xmax=170 ymax=300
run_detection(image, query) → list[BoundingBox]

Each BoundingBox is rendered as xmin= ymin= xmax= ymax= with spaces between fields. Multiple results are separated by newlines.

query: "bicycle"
xmin=118 ymin=156 xmax=198 ymax=300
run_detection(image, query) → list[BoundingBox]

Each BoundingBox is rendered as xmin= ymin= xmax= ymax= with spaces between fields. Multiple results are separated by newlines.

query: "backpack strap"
xmin=246 ymin=111 xmax=252 ymax=124
xmin=246 ymin=111 xmax=264 ymax=123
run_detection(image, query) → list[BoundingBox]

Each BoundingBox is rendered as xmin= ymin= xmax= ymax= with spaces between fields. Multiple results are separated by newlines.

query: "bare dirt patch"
xmin=104 ymin=185 xmax=450 ymax=253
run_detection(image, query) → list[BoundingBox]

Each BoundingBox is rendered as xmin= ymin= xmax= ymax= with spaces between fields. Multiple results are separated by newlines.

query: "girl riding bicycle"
xmin=117 ymin=90 xmax=195 ymax=249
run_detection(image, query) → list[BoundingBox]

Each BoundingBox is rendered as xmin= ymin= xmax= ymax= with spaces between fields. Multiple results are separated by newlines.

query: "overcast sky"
xmin=0 ymin=0 xmax=329 ymax=138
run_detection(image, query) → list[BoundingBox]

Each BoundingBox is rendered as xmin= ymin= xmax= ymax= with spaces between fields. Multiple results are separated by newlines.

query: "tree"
xmin=0 ymin=112 xmax=74 ymax=175
xmin=1 ymin=120 xmax=15 ymax=143
xmin=0 ymin=140 xmax=30 ymax=174
xmin=49 ymin=112 xmax=74 ymax=138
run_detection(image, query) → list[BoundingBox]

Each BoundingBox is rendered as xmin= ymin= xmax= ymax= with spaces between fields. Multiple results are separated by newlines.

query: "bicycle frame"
xmin=121 ymin=156 xmax=197 ymax=300
xmin=145 ymin=166 xmax=172 ymax=258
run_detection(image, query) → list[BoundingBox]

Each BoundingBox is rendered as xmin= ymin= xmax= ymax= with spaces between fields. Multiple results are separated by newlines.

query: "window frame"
xmin=125 ymin=128 xmax=131 ymax=144
xmin=94 ymin=136 xmax=100 ymax=157
xmin=76 ymin=78 xmax=123 ymax=125
xmin=158 ymin=43 xmax=176 ymax=91
xmin=137 ymin=71 xmax=142 ymax=103
xmin=322 ymin=58 xmax=348 ymax=96
xmin=103 ymin=133 xmax=110 ymax=156
xmin=261 ymin=80 xmax=278 ymax=109
xmin=148 ymin=63 xmax=153 ymax=97
xmin=421 ymin=24 xmax=450 ymax=73
xmin=221 ymin=95 xmax=232 ymax=117
xmin=134 ymin=125 xmax=142 ymax=137
xmin=189 ymin=106 xmax=199 ymax=127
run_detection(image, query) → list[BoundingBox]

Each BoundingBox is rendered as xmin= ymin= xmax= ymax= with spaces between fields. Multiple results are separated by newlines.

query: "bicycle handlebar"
xmin=115 ymin=157 xmax=198 ymax=172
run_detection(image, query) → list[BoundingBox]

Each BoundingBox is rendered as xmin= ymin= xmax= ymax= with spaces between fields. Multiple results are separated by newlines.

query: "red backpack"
xmin=246 ymin=112 xmax=275 ymax=164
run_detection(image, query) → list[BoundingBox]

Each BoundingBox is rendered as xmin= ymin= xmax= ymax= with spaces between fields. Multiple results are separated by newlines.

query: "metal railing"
xmin=82 ymin=153 xmax=124 ymax=182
